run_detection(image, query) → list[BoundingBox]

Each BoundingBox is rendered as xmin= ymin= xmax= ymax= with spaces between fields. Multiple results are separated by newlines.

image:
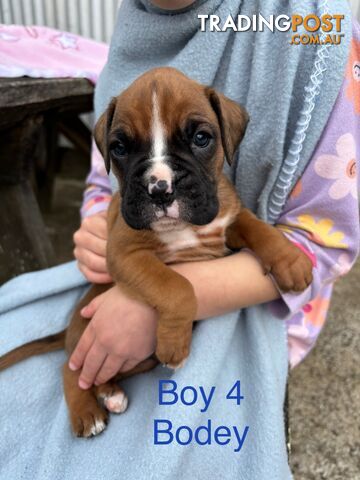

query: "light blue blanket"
xmin=0 ymin=261 xmax=290 ymax=479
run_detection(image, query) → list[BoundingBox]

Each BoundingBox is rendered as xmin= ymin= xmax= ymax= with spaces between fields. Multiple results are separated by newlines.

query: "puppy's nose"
xmin=148 ymin=176 xmax=173 ymax=199
xmin=150 ymin=180 xmax=168 ymax=197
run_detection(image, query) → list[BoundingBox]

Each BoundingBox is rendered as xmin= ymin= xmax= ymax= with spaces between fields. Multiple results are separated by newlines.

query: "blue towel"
xmin=0 ymin=261 xmax=291 ymax=479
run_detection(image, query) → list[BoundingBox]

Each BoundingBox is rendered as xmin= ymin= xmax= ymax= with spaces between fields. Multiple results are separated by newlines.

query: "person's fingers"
xmin=77 ymin=263 xmax=113 ymax=284
xmin=81 ymin=215 xmax=108 ymax=240
xmin=94 ymin=355 xmax=125 ymax=386
xmin=78 ymin=342 xmax=108 ymax=389
xmin=69 ymin=325 xmax=96 ymax=372
xmin=74 ymin=246 xmax=108 ymax=274
xmin=80 ymin=291 xmax=107 ymax=318
xmin=73 ymin=229 xmax=107 ymax=257
xmin=120 ymin=359 xmax=140 ymax=373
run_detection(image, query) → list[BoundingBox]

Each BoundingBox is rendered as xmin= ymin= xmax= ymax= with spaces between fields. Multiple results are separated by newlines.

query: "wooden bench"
xmin=0 ymin=77 xmax=94 ymax=284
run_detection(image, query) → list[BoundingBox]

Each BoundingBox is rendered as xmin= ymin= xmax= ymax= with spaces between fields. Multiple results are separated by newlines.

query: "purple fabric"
xmin=270 ymin=26 xmax=360 ymax=366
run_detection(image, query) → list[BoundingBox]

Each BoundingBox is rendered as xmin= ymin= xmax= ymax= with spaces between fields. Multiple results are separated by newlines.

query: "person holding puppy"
xmin=0 ymin=0 xmax=359 ymax=479
xmin=73 ymin=0 xmax=359 ymax=383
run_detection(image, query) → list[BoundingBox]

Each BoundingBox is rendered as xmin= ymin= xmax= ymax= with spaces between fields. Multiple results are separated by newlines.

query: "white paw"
xmin=104 ymin=391 xmax=128 ymax=414
xmin=88 ymin=418 xmax=107 ymax=437
xmin=165 ymin=357 xmax=188 ymax=370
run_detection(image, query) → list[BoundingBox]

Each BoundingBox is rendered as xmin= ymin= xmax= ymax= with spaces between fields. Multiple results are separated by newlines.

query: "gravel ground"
xmin=289 ymin=258 xmax=360 ymax=479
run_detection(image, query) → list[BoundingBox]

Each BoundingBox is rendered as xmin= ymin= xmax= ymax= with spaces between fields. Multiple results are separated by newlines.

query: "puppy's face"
xmin=95 ymin=67 xmax=248 ymax=230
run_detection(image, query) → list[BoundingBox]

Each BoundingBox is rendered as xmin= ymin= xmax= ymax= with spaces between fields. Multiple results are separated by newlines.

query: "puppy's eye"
xmin=112 ymin=142 xmax=127 ymax=157
xmin=193 ymin=131 xmax=211 ymax=148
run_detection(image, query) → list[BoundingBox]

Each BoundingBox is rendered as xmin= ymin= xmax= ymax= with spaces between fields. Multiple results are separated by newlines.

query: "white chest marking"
xmin=156 ymin=214 xmax=233 ymax=254
xmin=197 ymin=214 xmax=232 ymax=236
xmin=158 ymin=226 xmax=201 ymax=252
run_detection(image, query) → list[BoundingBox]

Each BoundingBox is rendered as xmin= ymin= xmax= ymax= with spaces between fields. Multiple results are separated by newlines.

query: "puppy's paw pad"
xmin=104 ymin=391 xmax=128 ymax=414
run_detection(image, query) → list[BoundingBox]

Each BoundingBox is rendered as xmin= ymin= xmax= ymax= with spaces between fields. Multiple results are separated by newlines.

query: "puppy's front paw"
xmin=70 ymin=404 xmax=108 ymax=438
xmin=268 ymin=242 xmax=313 ymax=293
xmin=155 ymin=324 xmax=192 ymax=369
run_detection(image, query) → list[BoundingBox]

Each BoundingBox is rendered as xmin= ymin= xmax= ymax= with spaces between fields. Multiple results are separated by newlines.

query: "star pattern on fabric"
xmin=50 ymin=32 xmax=79 ymax=50
xmin=0 ymin=30 xmax=20 ymax=42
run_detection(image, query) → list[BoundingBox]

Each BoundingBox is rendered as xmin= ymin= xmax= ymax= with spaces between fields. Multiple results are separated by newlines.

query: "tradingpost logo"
xmin=198 ymin=14 xmax=345 ymax=45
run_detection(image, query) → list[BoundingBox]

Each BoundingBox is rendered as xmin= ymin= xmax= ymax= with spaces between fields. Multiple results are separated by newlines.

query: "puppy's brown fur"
xmin=0 ymin=68 xmax=313 ymax=437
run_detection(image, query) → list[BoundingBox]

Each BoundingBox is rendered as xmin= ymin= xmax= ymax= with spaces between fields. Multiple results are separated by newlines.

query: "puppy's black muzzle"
xmin=119 ymin=157 xmax=219 ymax=230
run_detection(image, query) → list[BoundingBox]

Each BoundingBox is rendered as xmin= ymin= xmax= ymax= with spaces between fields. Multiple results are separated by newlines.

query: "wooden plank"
xmin=0 ymin=77 xmax=94 ymax=129
xmin=0 ymin=77 xmax=94 ymax=108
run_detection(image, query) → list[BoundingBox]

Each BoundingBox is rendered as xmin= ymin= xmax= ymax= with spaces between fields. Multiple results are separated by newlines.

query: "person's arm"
xmin=80 ymin=140 xmax=112 ymax=219
xmin=74 ymin=141 xmax=113 ymax=283
xmin=68 ymin=252 xmax=279 ymax=389
xmin=172 ymin=251 xmax=279 ymax=320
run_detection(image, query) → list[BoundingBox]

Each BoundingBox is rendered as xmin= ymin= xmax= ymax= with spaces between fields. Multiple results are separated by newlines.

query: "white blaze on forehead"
xmin=147 ymin=91 xmax=173 ymax=193
xmin=151 ymin=90 xmax=166 ymax=159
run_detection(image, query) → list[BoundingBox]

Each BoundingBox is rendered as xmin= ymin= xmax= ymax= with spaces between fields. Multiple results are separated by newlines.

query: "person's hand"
xmin=68 ymin=285 xmax=158 ymax=389
xmin=73 ymin=211 xmax=112 ymax=283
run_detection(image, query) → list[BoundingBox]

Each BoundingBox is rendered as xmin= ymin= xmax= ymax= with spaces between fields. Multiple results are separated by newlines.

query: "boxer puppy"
xmin=0 ymin=67 xmax=313 ymax=437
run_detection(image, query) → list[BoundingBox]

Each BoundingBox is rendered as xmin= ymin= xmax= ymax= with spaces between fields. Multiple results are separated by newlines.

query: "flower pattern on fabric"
xmin=83 ymin=195 xmax=111 ymax=209
xmin=290 ymin=179 xmax=302 ymax=199
xmin=286 ymin=295 xmax=330 ymax=367
xmin=314 ymin=133 xmax=357 ymax=200
xmin=264 ymin=25 xmax=359 ymax=368
xmin=323 ymin=252 xmax=353 ymax=286
xmin=81 ymin=190 xmax=112 ymax=218
xmin=346 ymin=38 xmax=360 ymax=114
xmin=330 ymin=252 xmax=353 ymax=279
xmin=301 ymin=296 xmax=330 ymax=328
xmin=286 ymin=215 xmax=347 ymax=249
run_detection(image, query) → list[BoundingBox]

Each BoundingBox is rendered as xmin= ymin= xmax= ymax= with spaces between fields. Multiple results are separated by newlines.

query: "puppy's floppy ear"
xmin=94 ymin=98 xmax=116 ymax=174
xmin=206 ymin=88 xmax=249 ymax=165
